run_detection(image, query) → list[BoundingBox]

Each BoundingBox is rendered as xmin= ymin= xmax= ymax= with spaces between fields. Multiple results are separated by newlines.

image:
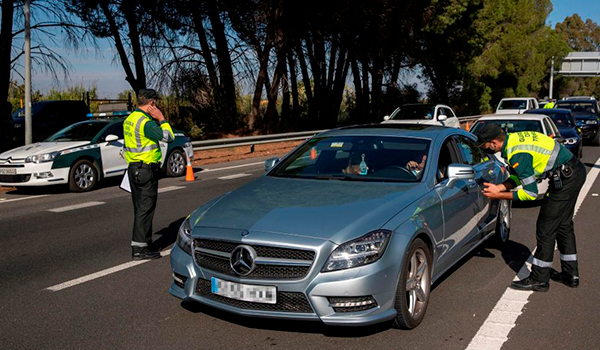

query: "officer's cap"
xmin=474 ymin=123 xmax=503 ymax=146
xmin=138 ymin=88 xmax=160 ymax=100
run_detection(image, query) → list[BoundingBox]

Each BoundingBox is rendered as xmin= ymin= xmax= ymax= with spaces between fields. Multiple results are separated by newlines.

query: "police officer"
xmin=474 ymin=123 xmax=586 ymax=292
xmin=124 ymin=89 xmax=174 ymax=260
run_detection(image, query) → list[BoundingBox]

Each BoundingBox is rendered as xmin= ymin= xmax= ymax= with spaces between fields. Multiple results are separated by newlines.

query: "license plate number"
xmin=0 ymin=168 xmax=16 ymax=175
xmin=211 ymin=277 xmax=277 ymax=304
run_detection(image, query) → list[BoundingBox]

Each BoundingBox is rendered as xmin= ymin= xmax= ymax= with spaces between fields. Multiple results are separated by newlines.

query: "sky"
xmin=19 ymin=0 xmax=600 ymax=99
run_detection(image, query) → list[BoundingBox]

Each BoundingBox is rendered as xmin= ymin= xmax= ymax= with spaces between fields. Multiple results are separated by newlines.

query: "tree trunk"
xmin=331 ymin=48 xmax=349 ymax=127
xmin=249 ymin=43 xmax=272 ymax=130
xmin=207 ymin=3 xmax=236 ymax=110
xmin=371 ymin=56 xmax=383 ymax=123
xmin=280 ymin=52 xmax=291 ymax=130
xmin=296 ymin=43 xmax=313 ymax=107
xmin=265 ymin=54 xmax=285 ymax=133
xmin=350 ymin=55 xmax=363 ymax=118
xmin=288 ymin=50 xmax=299 ymax=120
xmin=0 ymin=0 xmax=14 ymax=105
xmin=99 ymin=0 xmax=139 ymax=93
xmin=121 ymin=0 xmax=146 ymax=93
xmin=189 ymin=3 xmax=218 ymax=90
xmin=361 ymin=61 xmax=371 ymax=123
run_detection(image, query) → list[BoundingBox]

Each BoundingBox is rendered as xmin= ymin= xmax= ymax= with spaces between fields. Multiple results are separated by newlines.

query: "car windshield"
xmin=390 ymin=105 xmax=435 ymax=120
xmin=46 ymin=121 xmax=109 ymax=141
xmin=545 ymin=113 xmax=574 ymax=127
xmin=555 ymin=102 xmax=595 ymax=114
xmin=498 ymin=100 xmax=527 ymax=110
xmin=269 ymin=136 xmax=431 ymax=182
xmin=471 ymin=120 xmax=543 ymax=134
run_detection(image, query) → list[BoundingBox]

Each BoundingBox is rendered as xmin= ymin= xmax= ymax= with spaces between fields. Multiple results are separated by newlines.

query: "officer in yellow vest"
xmin=474 ymin=123 xmax=585 ymax=292
xmin=544 ymin=99 xmax=556 ymax=109
xmin=124 ymin=89 xmax=174 ymax=260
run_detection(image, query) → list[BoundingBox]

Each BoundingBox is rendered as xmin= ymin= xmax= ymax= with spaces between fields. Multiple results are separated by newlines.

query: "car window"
xmin=390 ymin=105 xmax=435 ymax=121
xmin=436 ymin=138 xmax=460 ymax=182
xmin=46 ymin=121 xmax=110 ymax=142
xmin=556 ymin=101 xmax=596 ymax=114
xmin=99 ymin=122 xmax=125 ymax=141
xmin=545 ymin=112 xmax=575 ymax=127
xmin=270 ymin=136 xmax=431 ymax=182
xmin=542 ymin=118 xmax=553 ymax=136
xmin=455 ymin=136 xmax=488 ymax=166
xmin=498 ymin=100 xmax=527 ymax=110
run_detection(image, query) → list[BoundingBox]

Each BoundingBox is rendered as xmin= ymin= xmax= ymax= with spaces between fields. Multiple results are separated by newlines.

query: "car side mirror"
xmin=105 ymin=134 xmax=119 ymax=142
xmin=438 ymin=114 xmax=448 ymax=121
xmin=265 ymin=158 xmax=280 ymax=172
xmin=446 ymin=163 xmax=475 ymax=188
xmin=383 ymin=115 xmax=390 ymax=121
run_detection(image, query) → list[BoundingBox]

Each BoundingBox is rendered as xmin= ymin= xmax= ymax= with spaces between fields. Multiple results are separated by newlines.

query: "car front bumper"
xmin=0 ymin=161 xmax=69 ymax=187
xmin=579 ymin=124 xmax=599 ymax=140
xmin=169 ymin=232 xmax=411 ymax=326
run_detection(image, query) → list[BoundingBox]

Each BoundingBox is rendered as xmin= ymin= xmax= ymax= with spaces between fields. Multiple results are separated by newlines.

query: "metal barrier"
xmin=191 ymin=116 xmax=485 ymax=152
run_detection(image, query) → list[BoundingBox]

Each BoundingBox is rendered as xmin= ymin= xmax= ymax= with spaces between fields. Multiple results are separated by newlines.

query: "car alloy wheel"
xmin=393 ymin=238 xmax=431 ymax=329
xmin=69 ymin=159 xmax=98 ymax=192
xmin=166 ymin=150 xmax=185 ymax=177
xmin=492 ymin=199 xmax=511 ymax=248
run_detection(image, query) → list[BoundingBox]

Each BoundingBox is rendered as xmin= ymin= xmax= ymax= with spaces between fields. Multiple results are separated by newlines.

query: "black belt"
xmin=129 ymin=161 xmax=160 ymax=169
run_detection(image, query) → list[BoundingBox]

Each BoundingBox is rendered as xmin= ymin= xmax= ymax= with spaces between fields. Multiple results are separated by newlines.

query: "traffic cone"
xmin=185 ymin=154 xmax=195 ymax=182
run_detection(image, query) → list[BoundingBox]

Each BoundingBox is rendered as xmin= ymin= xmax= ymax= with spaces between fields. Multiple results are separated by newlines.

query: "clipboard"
xmin=120 ymin=170 xmax=131 ymax=193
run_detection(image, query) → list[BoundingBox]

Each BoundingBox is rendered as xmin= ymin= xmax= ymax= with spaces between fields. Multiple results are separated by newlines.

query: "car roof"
xmin=499 ymin=97 xmax=534 ymax=101
xmin=400 ymin=103 xmax=436 ymax=108
xmin=556 ymin=99 xmax=596 ymax=104
xmin=318 ymin=124 xmax=470 ymax=140
xmin=478 ymin=114 xmax=546 ymax=121
xmin=525 ymin=108 xmax=571 ymax=114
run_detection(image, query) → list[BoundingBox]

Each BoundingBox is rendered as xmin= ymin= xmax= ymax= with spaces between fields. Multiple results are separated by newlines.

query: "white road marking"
xmin=201 ymin=161 xmax=263 ymax=172
xmin=158 ymin=186 xmax=185 ymax=193
xmin=48 ymin=201 xmax=105 ymax=213
xmin=218 ymin=173 xmax=252 ymax=180
xmin=0 ymin=194 xmax=49 ymax=204
xmin=46 ymin=249 xmax=172 ymax=292
xmin=467 ymin=155 xmax=600 ymax=350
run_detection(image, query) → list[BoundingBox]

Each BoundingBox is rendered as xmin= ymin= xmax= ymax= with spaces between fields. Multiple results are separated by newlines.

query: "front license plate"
xmin=0 ymin=168 xmax=16 ymax=175
xmin=211 ymin=277 xmax=277 ymax=304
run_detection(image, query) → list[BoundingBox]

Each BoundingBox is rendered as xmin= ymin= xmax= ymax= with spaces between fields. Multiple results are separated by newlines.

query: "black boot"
xmin=132 ymin=246 xmax=161 ymax=260
xmin=510 ymin=277 xmax=549 ymax=292
xmin=550 ymin=269 xmax=579 ymax=288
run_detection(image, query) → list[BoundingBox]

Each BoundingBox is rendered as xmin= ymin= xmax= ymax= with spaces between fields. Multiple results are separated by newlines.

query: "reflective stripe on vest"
xmin=123 ymin=111 xmax=162 ymax=164
xmin=505 ymin=132 xmax=560 ymax=179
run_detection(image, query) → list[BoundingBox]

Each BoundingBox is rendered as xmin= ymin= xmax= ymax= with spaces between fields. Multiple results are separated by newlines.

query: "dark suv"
xmin=11 ymin=100 xmax=89 ymax=145
xmin=555 ymin=98 xmax=600 ymax=146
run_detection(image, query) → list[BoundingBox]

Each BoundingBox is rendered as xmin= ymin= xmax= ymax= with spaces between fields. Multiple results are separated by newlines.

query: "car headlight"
xmin=25 ymin=151 xmax=60 ymax=164
xmin=322 ymin=230 xmax=392 ymax=272
xmin=564 ymin=137 xmax=579 ymax=145
xmin=176 ymin=216 xmax=192 ymax=255
xmin=586 ymin=120 xmax=599 ymax=125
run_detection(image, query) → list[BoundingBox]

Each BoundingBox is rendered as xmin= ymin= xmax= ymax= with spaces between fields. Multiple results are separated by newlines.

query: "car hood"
xmin=573 ymin=113 xmax=597 ymax=120
xmin=382 ymin=119 xmax=440 ymax=126
xmin=0 ymin=141 xmax=90 ymax=159
xmin=557 ymin=127 xmax=578 ymax=138
xmin=495 ymin=109 xmax=525 ymax=114
xmin=193 ymin=176 xmax=427 ymax=244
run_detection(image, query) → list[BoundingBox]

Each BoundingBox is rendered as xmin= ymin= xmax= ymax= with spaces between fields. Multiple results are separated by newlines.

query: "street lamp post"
xmin=24 ymin=0 xmax=32 ymax=144
xmin=549 ymin=57 xmax=554 ymax=100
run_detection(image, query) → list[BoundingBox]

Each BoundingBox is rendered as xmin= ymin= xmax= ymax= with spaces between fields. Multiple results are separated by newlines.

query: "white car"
xmin=0 ymin=118 xmax=193 ymax=192
xmin=469 ymin=114 xmax=563 ymax=199
xmin=382 ymin=104 xmax=460 ymax=128
xmin=495 ymin=97 xmax=539 ymax=114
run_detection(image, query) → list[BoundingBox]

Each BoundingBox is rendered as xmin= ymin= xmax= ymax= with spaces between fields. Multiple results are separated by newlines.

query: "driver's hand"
xmin=406 ymin=161 xmax=419 ymax=169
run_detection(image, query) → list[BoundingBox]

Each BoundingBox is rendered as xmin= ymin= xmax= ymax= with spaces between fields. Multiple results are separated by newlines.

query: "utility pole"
xmin=24 ymin=0 xmax=32 ymax=144
xmin=549 ymin=57 xmax=555 ymax=100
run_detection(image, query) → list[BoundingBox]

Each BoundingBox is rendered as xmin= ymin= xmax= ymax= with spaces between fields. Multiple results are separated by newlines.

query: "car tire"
xmin=592 ymin=132 xmax=600 ymax=146
xmin=392 ymin=238 xmax=432 ymax=329
xmin=69 ymin=159 xmax=98 ymax=192
xmin=492 ymin=199 xmax=511 ymax=249
xmin=166 ymin=149 xmax=186 ymax=177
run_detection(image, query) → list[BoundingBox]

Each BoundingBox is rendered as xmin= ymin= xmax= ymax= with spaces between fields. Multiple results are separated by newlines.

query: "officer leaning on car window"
xmin=474 ymin=123 xmax=586 ymax=292
xmin=124 ymin=89 xmax=174 ymax=260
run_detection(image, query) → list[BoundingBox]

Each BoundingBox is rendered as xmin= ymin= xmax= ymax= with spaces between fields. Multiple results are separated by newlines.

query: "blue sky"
xmin=22 ymin=1 xmax=600 ymax=98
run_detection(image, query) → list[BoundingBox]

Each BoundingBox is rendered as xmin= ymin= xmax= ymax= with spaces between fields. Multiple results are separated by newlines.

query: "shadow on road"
xmin=180 ymin=300 xmax=394 ymax=337
xmin=583 ymin=162 xmax=600 ymax=169
xmin=153 ymin=217 xmax=186 ymax=250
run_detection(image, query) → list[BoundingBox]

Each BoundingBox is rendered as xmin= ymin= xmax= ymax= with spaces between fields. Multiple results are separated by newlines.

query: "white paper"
xmin=120 ymin=170 xmax=131 ymax=193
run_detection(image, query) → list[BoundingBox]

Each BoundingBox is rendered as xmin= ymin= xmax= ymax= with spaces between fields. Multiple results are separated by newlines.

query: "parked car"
xmin=495 ymin=97 xmax=539 ymax=114
xmin=170 ymin=124 xmax=510 ymax=329
xmin=382 ymin=104 xmax=460 ymax=128
xmin=0 ymin=118 xmax=193 ymax=191
xmin=555 ymin=98 xmax=600 ymax=145
xmin=524 ymin=108 xmax=582 ymax=159
xmin=469 ymin=114 xmax=563 ymax=199
xmin=11 ymin=100 xmax=89 ymax=145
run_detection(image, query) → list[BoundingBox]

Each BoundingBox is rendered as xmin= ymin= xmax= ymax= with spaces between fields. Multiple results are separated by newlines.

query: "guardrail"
xmin=191 ymin=116 xmax=486 ymax=152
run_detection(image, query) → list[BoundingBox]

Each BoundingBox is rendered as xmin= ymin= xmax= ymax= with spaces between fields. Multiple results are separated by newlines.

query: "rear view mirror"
xmin=446 ymin=163 xmax=475 ymax=188
xmin=438 ymin=114 xmax=448 ymax=121
xmin=105 ymin=134 xmax=119 ymax=142
xmin=265 ymin=158 xmax=280 ymax=172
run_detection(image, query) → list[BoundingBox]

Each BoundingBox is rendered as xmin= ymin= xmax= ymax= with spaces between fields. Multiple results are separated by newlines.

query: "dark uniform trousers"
xmin=530 ymin=159 xmax=586 ymax=282
xmin=128 ymin=162 xmax=160 ymax=246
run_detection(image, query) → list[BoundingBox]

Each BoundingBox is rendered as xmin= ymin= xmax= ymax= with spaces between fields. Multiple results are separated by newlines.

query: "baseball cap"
xmin=474 ymin=123 xmax=503 ymax=146
xmin=138 ymin=88 xmax=160 ymax=100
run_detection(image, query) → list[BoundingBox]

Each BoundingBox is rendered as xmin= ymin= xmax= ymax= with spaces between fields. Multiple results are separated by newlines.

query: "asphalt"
xmin=0 ymin=149 xmax=599 ymax=350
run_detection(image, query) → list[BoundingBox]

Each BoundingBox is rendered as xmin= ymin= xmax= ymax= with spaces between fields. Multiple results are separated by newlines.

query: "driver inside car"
xmin=406 ymin=154 xmax=427 ymax=177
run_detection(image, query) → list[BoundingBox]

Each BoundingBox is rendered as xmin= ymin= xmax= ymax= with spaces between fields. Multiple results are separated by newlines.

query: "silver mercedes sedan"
xmin=169 ymin=125 xmax=510 ymax=329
